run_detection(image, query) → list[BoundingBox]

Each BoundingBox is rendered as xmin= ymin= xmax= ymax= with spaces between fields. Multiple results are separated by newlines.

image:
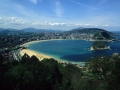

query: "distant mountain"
xmin=0 ymin=30 xmax=24 ymax=36
xmin=21 ymin=28 xmax=38 ymax=32
xmin=0 ymin=28 xmax=4 ymax=31
xmin=0 ymin=28 xmax=64 ymax=33
xmin=6 ymin=28 xmax=18 ymax=31
xmin=0 ymin=28 xmax=64 ymax=36
xmin=0 ymin=28 xmax=19 ymax=31
xmin=21 ymin=28 xmax=63 ymax=33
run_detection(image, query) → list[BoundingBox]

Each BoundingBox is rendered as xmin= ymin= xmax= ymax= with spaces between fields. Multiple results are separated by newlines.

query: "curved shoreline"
xmin=20 ymin=39 xmax=85 ymax=66
xmin=20 ymin=40 xmax=49 ymax=47
xmin=20 ymin=40 xmax=69 ymax=63
xmin=20 ymin=49 xmax=51 ymax=61
xmin=20 ymin=48 xmax=85 ymax=66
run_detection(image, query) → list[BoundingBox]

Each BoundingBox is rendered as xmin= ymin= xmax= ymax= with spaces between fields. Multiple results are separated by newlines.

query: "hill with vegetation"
xmin=64 ymin=27 xmax=111 ymax=34
xmin=90 ymin=41 xmax=109 ymax=50
xmin=0 ymin=53 xmax=120 ymax=90
xmin=92 ymin=31 xmax=113 ymax=40
xmin=63 ymin=27 xmax=115 ymax=41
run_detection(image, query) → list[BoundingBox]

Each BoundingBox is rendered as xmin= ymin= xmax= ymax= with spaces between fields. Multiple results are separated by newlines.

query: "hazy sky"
xmin=0 ymin=0 xmax=120 ymax=30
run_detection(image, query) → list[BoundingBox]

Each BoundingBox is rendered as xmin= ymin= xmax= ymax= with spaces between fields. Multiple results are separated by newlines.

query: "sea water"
xmin=27 ymin=38 xmax=120 ymax=64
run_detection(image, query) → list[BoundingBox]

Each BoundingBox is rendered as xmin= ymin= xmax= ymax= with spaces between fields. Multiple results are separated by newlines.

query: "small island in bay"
xmin=90 ymin=41 xmax=110 ymax=51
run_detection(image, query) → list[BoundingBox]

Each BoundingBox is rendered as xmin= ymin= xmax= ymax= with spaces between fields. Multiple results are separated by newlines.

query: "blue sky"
xmin=0 ymin=0 xmax=120 ymax=31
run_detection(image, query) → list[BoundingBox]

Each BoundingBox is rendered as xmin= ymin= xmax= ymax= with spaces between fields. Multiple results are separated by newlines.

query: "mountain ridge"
xmin=0 ymin=27 xmax=116 ymax=41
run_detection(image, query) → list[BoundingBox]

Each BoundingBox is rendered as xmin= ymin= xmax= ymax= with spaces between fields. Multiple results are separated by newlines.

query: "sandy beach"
xmin=20 ymin=39 xmax=65 ymax=62
xmin=20 ymin=49 xmax=67 ymax=64
xmin=19 ymin=39 xmax=84 ymax=66
xmin=20 ymin=40 xmax=51 ymax=61
xmin=20 ymin=49 xmax=51 ymax=61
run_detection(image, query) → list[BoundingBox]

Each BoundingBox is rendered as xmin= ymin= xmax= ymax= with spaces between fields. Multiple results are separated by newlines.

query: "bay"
xmin=27 ymin=39 xmax=120 ymax=64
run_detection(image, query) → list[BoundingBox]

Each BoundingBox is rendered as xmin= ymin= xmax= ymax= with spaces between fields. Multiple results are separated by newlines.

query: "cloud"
xmin=31 ymin=21 xmax=66 ymax=26
xmin=0 ymin=17 xmax=26 ymax=29
xmin=31 ymin=21 xmax=104 ymax=28
xmin=0 ymin=17 xmax=3 ymax=24
xmin=8 ymin=17 xmax=25 ymax=25
xmin=32 ymin=22 xmax=41 ymax=25
xmin=49 ymin=22 xmax=66 ymax=26
xmin=0 ymin=17 xmax=116 ymax=30
xmin=55 ymin=1 xmax=64 ymax=17
xmin=29 ymin=0 xmax=38 ymax=4
xmin=102 ymin=25 xmax=109 ymax=27
xmin=70 ymin=0 xmax=95 ymax=9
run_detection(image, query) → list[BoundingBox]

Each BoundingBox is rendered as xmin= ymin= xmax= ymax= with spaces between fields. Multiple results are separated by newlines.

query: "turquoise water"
xmin=27 ymin=40 xmax=92 ymax=62
xmin=27 ymin=39 xmax=120 ymax=64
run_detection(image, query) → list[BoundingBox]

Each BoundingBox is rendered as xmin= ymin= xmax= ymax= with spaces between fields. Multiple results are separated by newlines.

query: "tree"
xmin=3 ymin=65 xmax=33 ymax=90
xmin=85 ymin=54 xmax=120 ymax=90
xmin=92 ymin=41 xmax=107 ymax=50
xmin=20 ymin=53 xmax=30 ymax=64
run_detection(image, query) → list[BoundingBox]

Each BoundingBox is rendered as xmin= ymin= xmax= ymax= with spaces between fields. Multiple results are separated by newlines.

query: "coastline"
xmin=20 ymin=39 xmax=66 ymax=47
xmin=20 ymin=39 xmax=67 ymax=63
xmin=20 ymin=39 xmax=85 ymax=66
xmin=20 ymin=48 xmax=73 ymax=64
xmin=20 ymin=48 xmax=85 ymax=66
xmin=20 ymin=49 xmax=51 ymax=61
xmin=20 ymin=40 xmax=49 ymax=47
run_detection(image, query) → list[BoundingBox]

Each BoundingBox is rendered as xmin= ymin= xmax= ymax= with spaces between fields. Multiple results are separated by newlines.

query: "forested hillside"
xmin=63 ymin=28 xmax=115 ymax=40
xmin=0 ymin=53 xmax=120 ymax=90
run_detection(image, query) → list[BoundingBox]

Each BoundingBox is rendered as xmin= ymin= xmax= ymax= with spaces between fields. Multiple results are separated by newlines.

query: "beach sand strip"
xmin=20 ymin=49 xmax=51 ymax=61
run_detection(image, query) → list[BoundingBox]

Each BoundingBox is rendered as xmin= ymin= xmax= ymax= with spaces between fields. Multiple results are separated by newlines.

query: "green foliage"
xmin=1 ymin=53 xmax=120 ymax=90
xmin=3 ymin=65 xmax=33 ymax=90
xmin=84 ymin=72 xmax=94 ymax=78
xmin=101 ymin=32 xmax=111 ymax=39
xmin=93 ymin=33 xmax=104 ymax=40
xmin=92 ymin=31 xmax=112 ymax=40
xmin=85 ymin=55 xmax=120 ymax=90
xmin=92 ymin=41 xmax=106 ymax=49
xmin=20 ymin=53 xmax=30 ymax=64
xmin=0 ymin=54 xmax=86 ymax=90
